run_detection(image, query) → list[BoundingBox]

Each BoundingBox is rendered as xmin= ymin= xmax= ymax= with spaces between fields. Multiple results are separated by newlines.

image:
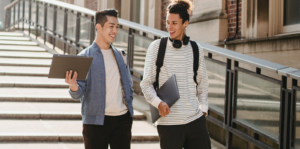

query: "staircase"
xmin=0 ymin=31 xmax=160 ymax=149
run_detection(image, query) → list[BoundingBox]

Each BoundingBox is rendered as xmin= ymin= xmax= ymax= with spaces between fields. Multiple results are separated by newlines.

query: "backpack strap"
xmin=190 ymin=40 xmax=199 ymax=87
xmin=153 ymin=37 xmax=168 ymax=91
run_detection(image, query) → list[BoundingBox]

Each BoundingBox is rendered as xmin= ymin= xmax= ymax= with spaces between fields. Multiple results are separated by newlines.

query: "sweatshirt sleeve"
xmin=196 ymin=45 xmax=209 ymax=113
xmin=140 ymin=40 xmax=162 ymax=109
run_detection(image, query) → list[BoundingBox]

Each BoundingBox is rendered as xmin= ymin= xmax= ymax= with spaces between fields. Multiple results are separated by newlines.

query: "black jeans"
xmin=82 ymin=112 xmax=133 ymax=149
xmin=157 ymin=116 xmax=211 ymax=149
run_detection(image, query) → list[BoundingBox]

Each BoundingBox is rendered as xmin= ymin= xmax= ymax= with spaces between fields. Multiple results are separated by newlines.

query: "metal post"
xmin=225 ymin=58 xmax=234 ymax=149
xmin=90 ymin=16 xmax=95 ymax=45
xmin=43 ymin=3 xmax=47 ymax=44
xmin=17 ymin=1 xmax=20 ymax=29
xmin=35 ymin=1 xmax=39 ymax=39
xmin=291 ymin=79 xmax=298 ymax=147
xmin=53 ymin=6 xmax=57 ymax=50
xmin=28 ymin=0 xmax=32 ymax=35
xmin=280 ymin=76 xmax=287 ymax=149
xmin=75 ymin=12 xmax=81 ymax=54
xmin=13 ymin=5 xmax=16 ymax=29
xmin=22 ymin=0 xmax=25 ymax=31
xmin=63 ymin=9 xmax=68 ymax=54
xmin=127 ymin=28 xmax=134 ymax=69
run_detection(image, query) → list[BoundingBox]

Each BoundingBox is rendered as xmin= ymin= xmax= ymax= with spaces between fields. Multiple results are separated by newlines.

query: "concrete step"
xmin=0 ymin=58 xmax=51 ymax=67
xmin=0 ymin=45 xmax=46 ymax=52
xmin=0 ymin=32 xmax=24 ymax=37
xmin=0 ymin=36 xmax=30 ymax=41
xmin=133 ymin=56 xmax=146 ymax=61
xmin=0 ymin=51 xmax=53 ymax=59
xmin=0 ymin=119 xmax=158 ymax=142
xmin=133 ymin=61 xmax=145 ymax=67
xmin=0 ymin=142 xmax=161 ymax=149
xmin=0 ymin=66 xmax=49 ymax=76
xmin=0 ymin=40 xmax=38 ymax=46
xmin=0 ymin=87 xmax=71 ymax=101
xmin=0 ymin=76 xmax=68 ymax=88
xmin=0 ymin=102 xmax=146 ymax=120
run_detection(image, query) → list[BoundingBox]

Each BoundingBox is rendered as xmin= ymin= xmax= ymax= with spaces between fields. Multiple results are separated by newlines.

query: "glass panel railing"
xmin=31 ymin=2 xmax=36 ymax=25
xmin=295 ymin=90 xmax=300 ymax=148
xmin=46 ymin=6 xmax=54 ymax=31
xmin=132 ymin=34 xmax=151 ymax=72
xmin=206 ymin=60 xmax=226 ymax=115
xmin=55 ymin=9 xmax=64 ymax=35
xmin=66 ymin=11 xmax=76 ymax=41
xmin=15 ymin=5 xmax=19 ymax=23
xmin=10 ymin=8 xmax=14 ymax=25
xmin=19 ymin=1 xmax=23 ymax=21
xmin=236 ymin=71 xmax=281 ymax=140
xmin=133 ymin=33 xmax=153 ymax=50
xmin=24 ymin=0 xmax=29 ymax=22
xmin=79 ymin=16 xmax=91 ymax=47
xmin=38 ymin=3 xmax=44 ymax=26
xmin=114 ymin=28 xmax=128 ymax=49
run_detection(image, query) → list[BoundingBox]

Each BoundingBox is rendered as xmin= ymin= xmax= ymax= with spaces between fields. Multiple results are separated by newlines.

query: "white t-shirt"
xmin=101 ymin=48 xmax=128 ymax=116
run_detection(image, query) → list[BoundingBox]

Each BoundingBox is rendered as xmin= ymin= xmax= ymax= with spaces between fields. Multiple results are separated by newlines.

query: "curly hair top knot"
xmin=167 ymin=0 xmax=193 ymax=23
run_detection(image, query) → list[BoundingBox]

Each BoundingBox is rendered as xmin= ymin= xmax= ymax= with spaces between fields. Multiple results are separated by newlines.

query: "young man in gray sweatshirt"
xmin=65 ymin=9 xmax=134 ymax=149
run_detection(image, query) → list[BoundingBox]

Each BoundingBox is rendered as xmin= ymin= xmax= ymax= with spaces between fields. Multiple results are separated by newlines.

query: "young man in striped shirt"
xmin=140 ymin=0 xmax=211 ymax=148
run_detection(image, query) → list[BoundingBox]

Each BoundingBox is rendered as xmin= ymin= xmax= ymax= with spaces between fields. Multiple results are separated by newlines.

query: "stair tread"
xmin=0 ymin=120 xmax=157 ymax=134
xmin=0 ymin=88 xmax=70 ymax=98
xmin=0 ymin=142 xmax=160 ymax=149
xmin=0 ymin=45 xmax=45 ymax=52
xmin=0 ymin=66 xmax=50 ymax=74
xmin=0 ymin=40 xmax=38 ymax=46
xmin=0 ymin=102 xmax=144 ymax=116
xmin=0 ymin=36 xmax=30 ymax=41
xmin=0 ymin=76 xmax=66 ymax=85
xmin=0 ymin=32 xmax=24 ymax=36
xmin=0 ymin=51 xmax=53 ymax=58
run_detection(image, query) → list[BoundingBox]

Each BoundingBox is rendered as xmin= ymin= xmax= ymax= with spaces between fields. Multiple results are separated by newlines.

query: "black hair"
xmin=95 ymin=9 xmax=118 ymax=27
xmin=167 ymin=0 xmax=193 ymax=24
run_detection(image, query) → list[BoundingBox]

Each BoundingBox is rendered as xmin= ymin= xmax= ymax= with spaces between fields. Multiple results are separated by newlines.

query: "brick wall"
xmin=161 ymin=0 xmax=171 ymax=31
xmin=85 ymin=0 xmax=97 ymax=11
xmin=226 ymin=0 xmax=242 ymax=39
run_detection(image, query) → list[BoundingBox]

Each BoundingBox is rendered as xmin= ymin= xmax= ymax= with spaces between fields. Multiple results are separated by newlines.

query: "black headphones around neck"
xmin=169 ymin=35 xmax=190 ymax=48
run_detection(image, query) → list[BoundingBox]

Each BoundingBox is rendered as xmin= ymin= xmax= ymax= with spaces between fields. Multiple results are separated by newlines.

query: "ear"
xmin=95 ymin=24 xmax=102 ymax=31
xmin=183 ymin=20 xmax=189 ymax=28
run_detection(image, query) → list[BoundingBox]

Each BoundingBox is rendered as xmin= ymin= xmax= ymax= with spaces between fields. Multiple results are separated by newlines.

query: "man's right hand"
xmin=65 ymin=70 xmax=78 ymax=92
xmin=158 ymin=101 xmax=170 ymax=117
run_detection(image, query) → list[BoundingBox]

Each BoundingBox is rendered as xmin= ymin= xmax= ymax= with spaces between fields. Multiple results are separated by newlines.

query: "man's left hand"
xmin=203 ymin=112 xmax=207 ymax=117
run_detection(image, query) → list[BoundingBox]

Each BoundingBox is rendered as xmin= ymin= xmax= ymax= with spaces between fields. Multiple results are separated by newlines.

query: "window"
xmin=284 ymin=0 xmax=300 ymax=26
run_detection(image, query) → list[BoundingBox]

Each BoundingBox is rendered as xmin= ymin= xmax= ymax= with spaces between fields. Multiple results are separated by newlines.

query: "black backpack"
xmin=153 ymin=37 xmax=200 ymax=90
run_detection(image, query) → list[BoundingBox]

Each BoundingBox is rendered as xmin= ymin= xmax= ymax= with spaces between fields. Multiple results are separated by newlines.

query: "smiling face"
xmin=96 ymin=16 xmax=119 ymax=44
xmin=166 ymin=13 xmax=188 ymax=41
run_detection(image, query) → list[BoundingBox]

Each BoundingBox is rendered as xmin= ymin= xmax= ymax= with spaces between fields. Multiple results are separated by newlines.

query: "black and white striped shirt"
xmin=140 ymin=39 xmax=209 ymax=125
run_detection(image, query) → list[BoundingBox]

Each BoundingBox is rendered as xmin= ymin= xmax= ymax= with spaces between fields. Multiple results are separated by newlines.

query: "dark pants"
xmin=82 ymin=112 xmax=133 ymax=149
xmin=157 ymin=116 xmax=211 ymax=149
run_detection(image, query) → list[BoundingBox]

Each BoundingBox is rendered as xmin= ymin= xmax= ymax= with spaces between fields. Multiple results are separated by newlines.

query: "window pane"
xmin=295 ymin=90 xmax=300 ymax=148
xmin=236 ymin=71 xmax=281 ymax=141
xmin=284 ymin=0 xmax=300 ymax=25
xmin=206 ymin=60 xmax=226 ymax=115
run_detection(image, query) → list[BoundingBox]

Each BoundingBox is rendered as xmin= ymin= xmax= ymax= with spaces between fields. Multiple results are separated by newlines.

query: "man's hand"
xmin=65 ymin=70 xmax=78 ymax=92
xmin=203 ymin=112 xmax=207 ymax=117
xmin=158 ymin=101 xmax=170 ymax=117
